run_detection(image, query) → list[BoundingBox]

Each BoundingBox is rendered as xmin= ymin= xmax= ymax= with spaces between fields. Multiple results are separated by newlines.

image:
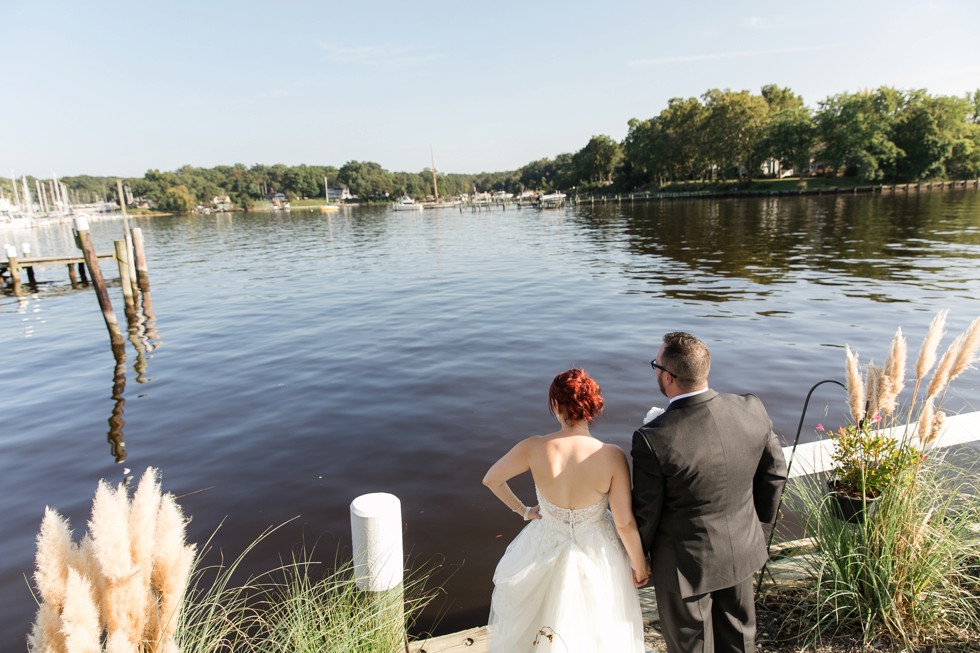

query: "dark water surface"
xmin=2 ymin=191 xmax=980 ymax=647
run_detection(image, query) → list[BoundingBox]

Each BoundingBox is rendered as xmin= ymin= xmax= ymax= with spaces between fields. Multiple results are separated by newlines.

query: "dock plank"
xmin=407 ymin=626 xmax=487 ymax=653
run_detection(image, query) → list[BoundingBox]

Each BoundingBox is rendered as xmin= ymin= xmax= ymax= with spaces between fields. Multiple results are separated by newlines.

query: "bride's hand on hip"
xmin=524 ymin=505 xmax=541 ymax=521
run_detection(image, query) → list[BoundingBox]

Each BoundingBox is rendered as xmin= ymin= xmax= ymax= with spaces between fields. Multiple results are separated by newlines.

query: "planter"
xmin=826 ymin=484 xmax=881 ymax=524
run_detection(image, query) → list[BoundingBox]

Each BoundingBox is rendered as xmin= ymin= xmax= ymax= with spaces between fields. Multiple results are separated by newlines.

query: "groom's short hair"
xmin=661 ymin=332 xmax=710 ymax=388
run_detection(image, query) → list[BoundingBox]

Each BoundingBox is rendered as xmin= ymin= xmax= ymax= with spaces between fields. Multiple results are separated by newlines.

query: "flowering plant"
xmin=829 ymin=309 xmax=980 ymax=499
xmin=825 ymin=420 xmax=921 ymax=498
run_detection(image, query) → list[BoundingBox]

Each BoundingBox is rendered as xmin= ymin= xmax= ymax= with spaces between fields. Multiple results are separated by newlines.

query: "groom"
xmin=631 ymin=332 xmax=787 ymax=653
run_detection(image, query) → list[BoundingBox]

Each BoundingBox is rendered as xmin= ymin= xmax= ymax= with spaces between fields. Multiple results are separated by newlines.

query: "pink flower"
xmin=872 ymin=414 xmax=882 ymax=423
xmin=816 ymin=423 xmax=825 ymax=432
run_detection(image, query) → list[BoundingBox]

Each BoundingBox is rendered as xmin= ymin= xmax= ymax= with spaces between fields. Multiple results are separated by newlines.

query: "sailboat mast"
xmin=430 ymin=146 xmax=439 ymax=202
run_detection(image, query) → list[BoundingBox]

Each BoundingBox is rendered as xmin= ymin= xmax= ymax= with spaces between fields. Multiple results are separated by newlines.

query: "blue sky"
xmin=2 ymin=0 xmax=978 ymax=178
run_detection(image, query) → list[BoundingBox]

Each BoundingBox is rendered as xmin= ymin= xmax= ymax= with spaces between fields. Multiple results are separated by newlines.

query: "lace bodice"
xmin=534 ymin=486 xmax=610 ymax=540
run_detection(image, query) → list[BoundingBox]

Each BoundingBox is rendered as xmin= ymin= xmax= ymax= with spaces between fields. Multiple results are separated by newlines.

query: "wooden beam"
xmin=407 ymin=626 xmax=487 ymax=653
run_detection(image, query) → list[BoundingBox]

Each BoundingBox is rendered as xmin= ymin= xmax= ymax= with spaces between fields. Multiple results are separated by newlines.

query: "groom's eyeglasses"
xmin=650 ymin=360 xmax=676 ymax=377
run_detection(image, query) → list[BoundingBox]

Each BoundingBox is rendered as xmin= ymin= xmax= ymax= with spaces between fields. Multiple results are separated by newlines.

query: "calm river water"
xmin=2 ymin=191 xmax=980 ymax=647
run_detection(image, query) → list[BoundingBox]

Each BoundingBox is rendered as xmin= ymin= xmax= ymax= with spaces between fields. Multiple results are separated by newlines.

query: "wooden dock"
xmin=1 ymin=251 xmax=116 ymax=294
xmin=404 ymin=409 xmax=980 ymax=653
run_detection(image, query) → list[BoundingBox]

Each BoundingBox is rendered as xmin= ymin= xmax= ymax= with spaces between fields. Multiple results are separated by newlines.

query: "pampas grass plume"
xmin=34 ymin=507 xmax=73 ymax=612
xmin=915 ymin=309 xmax=948 ymax=380
xmin=864 ymin=364 xmax=883 ymax=420
xmin=927 ymin=332 xmax=964 ymax=398
xmin=880 ymin=327 xmax=906 ymax=417
xmin=59 ymin=569 xmax=101 ymax=653
xmin=130 ymin=468 xmax=162 ymax=576
xmin=105 ymin=630 xmax=135 ymax=653
xmin=152 ymin=492 xmax=196 ymax=640
xmin=845 ymin=345 xmax=865 ymax=422
xmin=30 ymin=467 xmax=197 ymax=653
xmin=926 ymin=410 xmax=946 ymax=447
xmin=155 ymin=541 xmax=196 ymax=642
xmin=88 ymin=481 xmax=135 ymax=581
xmin=917 ymin=397 xmax=935 ymax=446
xmin=28 ymin=602 xmax=66 ymax=653
xmin=949 ymin=317 xmax=980 ymax=379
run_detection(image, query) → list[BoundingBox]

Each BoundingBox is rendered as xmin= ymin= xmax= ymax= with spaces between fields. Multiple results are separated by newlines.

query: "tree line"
xmin=5 ymin=84 xmax=979 ymax=213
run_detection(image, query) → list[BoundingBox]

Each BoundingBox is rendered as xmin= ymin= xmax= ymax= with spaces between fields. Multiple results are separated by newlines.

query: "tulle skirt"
xmin=487 ymin=511 xmax=645 ymax=653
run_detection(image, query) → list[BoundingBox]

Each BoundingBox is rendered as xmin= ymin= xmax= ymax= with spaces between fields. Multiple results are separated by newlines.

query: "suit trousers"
xmin=654 ymin=575 xmax=756 ymax=653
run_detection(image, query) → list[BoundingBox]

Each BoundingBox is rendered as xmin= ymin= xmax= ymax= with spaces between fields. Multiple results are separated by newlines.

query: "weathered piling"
xmin=131 ymin=228 xmax=151 ymax=293
xmin=22 ymin=243 xmax=37 ymax=289
xmin=4 ymin=245 xmax=22 ymax=296
xmin=114 ymin=240 xmax=136 ymax=311
xmin=74 ymin=216 xmax=125 ymax=348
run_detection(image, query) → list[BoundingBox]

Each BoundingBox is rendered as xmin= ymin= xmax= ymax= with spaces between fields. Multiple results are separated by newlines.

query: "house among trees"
xmin=211 ymin=195 xmax=233 ymax=212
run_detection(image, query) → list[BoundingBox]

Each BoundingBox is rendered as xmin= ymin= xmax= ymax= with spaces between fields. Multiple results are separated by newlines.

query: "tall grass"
xmin=176 ymin=531 xmax=435 ymax=653
xmin=29 ymin=471 xmax=436 ymax=653
xmin=779 ymin=455 xmax=980 ymax=649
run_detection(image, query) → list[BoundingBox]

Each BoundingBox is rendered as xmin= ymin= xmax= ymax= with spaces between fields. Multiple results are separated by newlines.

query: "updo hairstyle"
xmin=549 ymin=368 xmax=604 ymax=423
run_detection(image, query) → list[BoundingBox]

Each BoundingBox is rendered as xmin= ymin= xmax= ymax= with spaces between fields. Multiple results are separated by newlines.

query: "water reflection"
xmin=106 ymin=261 xmax=161 ymax=464
xmin=585 ymin=191 xmax=980 ymax=301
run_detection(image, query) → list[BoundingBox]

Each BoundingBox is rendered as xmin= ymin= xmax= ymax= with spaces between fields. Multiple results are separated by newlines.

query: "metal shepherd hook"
xmin=756 ymin=378 xmax=846 ymax=592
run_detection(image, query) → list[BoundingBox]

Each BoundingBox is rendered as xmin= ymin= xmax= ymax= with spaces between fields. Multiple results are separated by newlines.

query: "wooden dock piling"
xmin=74 ymin=216 xmax=125 ymax=348
xmin=131 ymin=228 xmax=151 ymax=293
xmin=114 ymin=240 xmax=136 ymax=311
xmin=4 ymin=245 xmax=23 ymax=296
xmin=22 ymin=244 xmax=37 ymax=289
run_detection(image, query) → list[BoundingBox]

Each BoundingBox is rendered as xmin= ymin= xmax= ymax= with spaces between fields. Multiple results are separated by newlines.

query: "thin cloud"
xmin=629 ymin=44 xmax=839 ymax=67
xmin=316 ymin=42 xmax=443 ymax=67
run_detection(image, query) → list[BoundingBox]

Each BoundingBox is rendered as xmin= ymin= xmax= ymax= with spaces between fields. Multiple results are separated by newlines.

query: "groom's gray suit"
xmin=632 ymin=390 xmax=787 ymax=653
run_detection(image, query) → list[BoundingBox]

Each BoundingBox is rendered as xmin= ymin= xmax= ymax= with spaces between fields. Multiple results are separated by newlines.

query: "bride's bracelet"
xmin=513 ymin=503 xmax=533 ymax=520
xmin=513 ymin=503 xmax=531 ymax=520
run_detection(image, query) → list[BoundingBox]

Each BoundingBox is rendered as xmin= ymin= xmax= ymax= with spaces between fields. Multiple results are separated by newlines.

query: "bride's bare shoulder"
xmin=598 ymin=441 xmax=628 ymax=461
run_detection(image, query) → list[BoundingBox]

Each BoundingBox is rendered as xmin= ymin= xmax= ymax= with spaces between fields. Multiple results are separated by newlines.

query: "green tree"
xmin=762 ymin=106 xmax=818 ymax=179
xmin=158 ymin=184 xmax=197 ymax=213
xmin=761 ymin=84 xmax=804 ymax=113
xmin=337 ymin=161 xmax=393 ymax=200
xmin=816 ymin=88 xmax=904 ymax=181
xmin=571 ymin=135 xmax=623 ymax=186
xmin=946 ymin=124 xmax=980 ymax=179
xmin=701 ymin=88 xmax=770 ymax=180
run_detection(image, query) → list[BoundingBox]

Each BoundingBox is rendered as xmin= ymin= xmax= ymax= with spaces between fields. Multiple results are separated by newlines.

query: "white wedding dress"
xmin=487 ymin=487 xmax=645 ymax=652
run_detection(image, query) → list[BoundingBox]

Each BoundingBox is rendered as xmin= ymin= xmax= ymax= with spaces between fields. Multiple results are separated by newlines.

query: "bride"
xmin=482 ymin=368 xmax=649 ymax=652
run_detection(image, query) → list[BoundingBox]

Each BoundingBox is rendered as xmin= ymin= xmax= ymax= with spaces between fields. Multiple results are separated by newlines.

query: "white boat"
xmin=537 ymin=192 xmax=567 ymax=209
xmin=391 ymin=196 xmax=423 ymax=211
xmin=422 ymin=199 xmax=461 ymax=209
xmin=0 ymin=213 xmax=33 ymax=230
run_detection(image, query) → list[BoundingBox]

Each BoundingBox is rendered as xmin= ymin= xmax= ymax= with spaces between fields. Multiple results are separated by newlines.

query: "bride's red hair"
xmin=549 ymin=369 xmax=604 ymax=423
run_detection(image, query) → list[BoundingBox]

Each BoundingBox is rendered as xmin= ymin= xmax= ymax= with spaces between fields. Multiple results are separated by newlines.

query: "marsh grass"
xmin=29 ymin=471 xmax=436 ymax=653
xmin=774 ymin=457 xmax=980 ymax=649
xmin=176 ymin=526 xmax=436 ymax=653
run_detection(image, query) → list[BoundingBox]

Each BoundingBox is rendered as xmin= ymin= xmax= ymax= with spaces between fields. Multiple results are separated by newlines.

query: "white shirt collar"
xmin=668 ymin=387 xmax=709 ymax=404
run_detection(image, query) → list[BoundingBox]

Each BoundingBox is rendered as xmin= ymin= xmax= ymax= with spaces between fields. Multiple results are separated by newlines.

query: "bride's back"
xmin=529 ymin=433 xmax=614 ymax=509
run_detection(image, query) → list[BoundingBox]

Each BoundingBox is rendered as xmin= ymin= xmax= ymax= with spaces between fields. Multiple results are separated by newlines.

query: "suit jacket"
xmin=631 ymin=390 xmax=787 ymax=598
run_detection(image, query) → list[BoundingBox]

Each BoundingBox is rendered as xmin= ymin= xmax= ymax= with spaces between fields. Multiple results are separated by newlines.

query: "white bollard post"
xmin=21 ymin=242 xmax=31 ymax=257
xmin=350 ymin=492 xmax=405 ymax=643
xmin=350 ymin=492 xmax=404 ymax=591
